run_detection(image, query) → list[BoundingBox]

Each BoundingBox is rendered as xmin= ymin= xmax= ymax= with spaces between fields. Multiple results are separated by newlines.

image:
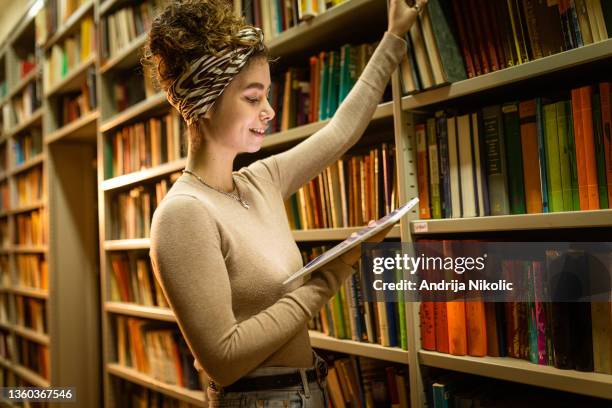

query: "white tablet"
xmin=283 ymin=197 xmax=419 ymax=285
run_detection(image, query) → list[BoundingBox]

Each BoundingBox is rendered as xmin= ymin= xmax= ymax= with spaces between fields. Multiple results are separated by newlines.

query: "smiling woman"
xmin=144 ymin=0 xmax=426 ymax=406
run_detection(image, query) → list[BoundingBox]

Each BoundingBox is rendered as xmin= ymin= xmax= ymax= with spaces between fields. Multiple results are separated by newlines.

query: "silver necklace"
xmin=182 ymin=169 xmax=250 ymax=209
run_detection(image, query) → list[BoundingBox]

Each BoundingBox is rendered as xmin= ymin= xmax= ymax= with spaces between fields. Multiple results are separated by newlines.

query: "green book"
xmin=592 ymin=93 xmax=609 ymax=209
xmin=318 ymin=53 xmax=329 ymax=121
xmin=326 ymin=50 xmax=340 ymax=118
xmin=543 ymin=103 xmax=564 ymax=212
xmin=482 ymin=105 xmax=510 ymax=215
xmin=395 ymin=265 xmax=408 ymax=350
xmin=555 ymin=101 xmax=574 ymax=211
xmin=104 ymin=137 xmax=114 ymax=179
xmin=290 ymin=194 xmax=301 ymax=230
xmin=502 ymin=102 xmax=526 ymax=214
xmin=331 ymin=292 xmax=346 ymax=339
xmin=566 ymin=102 xmax=581 ymax=210
xmin=427 ymin=118 xmax=442 ymax=218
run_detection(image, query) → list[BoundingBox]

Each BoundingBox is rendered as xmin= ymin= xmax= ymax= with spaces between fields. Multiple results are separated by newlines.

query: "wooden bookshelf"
xmin=44 ymin=54 xmax=95 ymax=98
xmin=0 ymin=0 xmax=100 ymax=403
xmin=309 ymin=330 xmax=409 ymax=364
xmin=89 ymin=0 xmax=612 ymax=406
xmin=419 ymin=350 xmax=612 ymax=400
xmin=107 ymin=363 xmax=207 ymax=407
xmin=44 ymin=109 xmax=99 ymax=143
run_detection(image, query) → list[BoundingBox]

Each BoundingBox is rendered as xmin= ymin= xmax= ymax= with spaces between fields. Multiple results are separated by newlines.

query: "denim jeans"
xmin=206 ymin=353 xmax=328 ymax=407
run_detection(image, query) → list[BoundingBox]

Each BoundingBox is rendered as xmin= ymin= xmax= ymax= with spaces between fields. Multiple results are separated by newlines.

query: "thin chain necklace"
xmin=182 ymin=169 xmax=250 ymax=209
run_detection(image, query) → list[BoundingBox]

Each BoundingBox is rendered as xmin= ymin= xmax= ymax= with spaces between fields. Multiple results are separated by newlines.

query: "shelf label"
xmin=413 ymin=221 xmax=428 ymax=233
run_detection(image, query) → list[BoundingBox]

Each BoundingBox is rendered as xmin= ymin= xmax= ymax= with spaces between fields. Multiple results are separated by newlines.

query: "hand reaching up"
xmin=388 ymin=0 xmax=428 ymax=38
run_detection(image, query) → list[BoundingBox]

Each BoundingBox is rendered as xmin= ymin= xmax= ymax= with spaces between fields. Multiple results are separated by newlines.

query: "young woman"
xmin=146 ymin=0 xmax=426 ymax=406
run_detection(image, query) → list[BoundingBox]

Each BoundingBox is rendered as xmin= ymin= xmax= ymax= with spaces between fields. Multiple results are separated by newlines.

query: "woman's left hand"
xmin=388 ymin=0 xmax=428 ymax=38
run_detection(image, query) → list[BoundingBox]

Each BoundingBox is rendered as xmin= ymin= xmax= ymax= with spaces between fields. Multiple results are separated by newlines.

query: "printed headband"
xmin=166 ymin=26 xmax=265 ymax=125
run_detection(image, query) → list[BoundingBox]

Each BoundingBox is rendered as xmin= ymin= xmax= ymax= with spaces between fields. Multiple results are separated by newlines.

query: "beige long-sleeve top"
xmin=149 ymin=32 xmax=406 ymax=387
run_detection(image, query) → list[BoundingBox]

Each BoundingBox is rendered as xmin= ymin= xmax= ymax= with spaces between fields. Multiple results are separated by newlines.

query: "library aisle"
xmin=0 ymin=0 xmax=609 ymax=407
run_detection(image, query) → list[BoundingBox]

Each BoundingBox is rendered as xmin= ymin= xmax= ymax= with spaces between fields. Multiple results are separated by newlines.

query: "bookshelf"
xmin=0 ymin=0 xmax=101 ymax=406
xmin=82 ymin=0 xmax=612 ymax=407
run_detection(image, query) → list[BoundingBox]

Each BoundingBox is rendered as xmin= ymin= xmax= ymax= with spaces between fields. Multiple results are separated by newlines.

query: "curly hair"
xmin=142 ymin=0 xmax=270 ymax=151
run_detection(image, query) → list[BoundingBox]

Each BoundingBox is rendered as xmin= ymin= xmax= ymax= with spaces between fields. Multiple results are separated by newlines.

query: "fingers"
xmin=413 ymin=0 xmax=428 ymax=14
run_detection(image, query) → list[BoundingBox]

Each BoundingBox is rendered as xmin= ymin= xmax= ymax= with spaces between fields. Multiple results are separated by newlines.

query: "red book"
xmin=450 ymin=0 xmax=477 ymax=77
xmin=519 ymin=100 xmax=543 ymax=213
xmin=420 ymin=302 xmax=437 ymax=350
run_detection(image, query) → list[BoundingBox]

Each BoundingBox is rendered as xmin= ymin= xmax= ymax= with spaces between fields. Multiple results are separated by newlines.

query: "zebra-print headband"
xmin=166 ymin=27 xmax=265 ymax=126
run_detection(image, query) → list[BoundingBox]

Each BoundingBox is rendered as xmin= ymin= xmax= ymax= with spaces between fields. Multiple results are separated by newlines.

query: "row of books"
xmin=109 ymin=172 xmax=180 ymax=240
xmin=418 ymin=242 xmax=612 ymax=375
xmin=104 ymin=111 xmax=186 ymax=179
xmin=15 ymin=255 xmax=48 ymax=291
xmin=109 ymin=253 xmax=169 ymax=309
xmin=0 ymin=256 xmax=8 ymax=286
xmin=14 ymin=296 xmax=46 ymax=334
xmin=37 ymin=0 xmax=89 ymax=46
xmin=0 ymin=295 xmax=8 ymax=323
xmin=15 ymin=209 xmax=47 ymax=247
xmin=59 ymin=66 xmax=97 ymax=127
xmin=319 ymin=353 xmax=409 ymax=408
xmin=18 ymin=58 xmax=36 ymax=81
xmin=307 ymin=247 xmax=407 ymax=349
xmin=100 ymin=0 xmax=164 ymax=62
xmin=114 ymin=316 xmax=203 ymax=390
xmin=15 ymin=166 xmax=44 ymax=207
xmin=116 ymin=380 xmax=202 ymax=408
xmin=244 ymin=0 xmax=348 ymax=40
xmin=14 ymin=338 xmax=49 ymax=380
xmin=44 ymin=15 xmax=95 ymax=90
xmin=416 ymin=82 xmax=612 ymax=219
xmin=425 ymin=371 xmax=609 ymax=408
xmin=14 ymin=130 xmax=43 ymax=166
xmin=270 ymin=41 xmax=376 ymax=133
xmin=400 ymin=0 xmax=612 ymax=94
xmin=113 ymin=68 xmax=157 ymax=113
xmin=11 ymin=81 xmax=42 ymax=126
xmin=285 ymin=144 xmax=398 ymax=230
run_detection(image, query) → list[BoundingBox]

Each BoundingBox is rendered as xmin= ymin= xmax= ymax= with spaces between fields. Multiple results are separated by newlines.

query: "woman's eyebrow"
xmin=244 ymin=82 xmax=265 ymax=90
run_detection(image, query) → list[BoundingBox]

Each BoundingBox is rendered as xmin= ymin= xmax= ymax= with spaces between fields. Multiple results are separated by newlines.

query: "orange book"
xmin=519 ymin=100 xmax=543 ymax=213
xmin=571 ymin=88 xmax=589 ymax=210
xmin=446 ymin=301 xmax=467 ymax=355
xmin=416 ymin=124 xmax=431 ymax=218
xmin=579 ymin=86 xmax=600 ymax=209
xmin=435 ymin=302 xmax=449 ymax=353
xmin=484 ymin=302 xmax=500 ymax=357
xmin=599 ymin=83 xmax=612 ymax=204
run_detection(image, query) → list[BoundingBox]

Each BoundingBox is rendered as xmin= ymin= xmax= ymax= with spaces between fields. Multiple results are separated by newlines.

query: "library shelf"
xmin=9 ymin=0 xmax=43 ymax=43
xmin=419 ymin=350 xmax=612 ymax=400
xmin=409 ymin=210 xmax=612 ymax=235
xmin=9 ymin=201 xmax=45 ymax=215
xmin=309 ymin=330 xmax=409 ymax=364
xmin=11 ymin=325 xmax=49 ymax=346
xmin=101 ymin=158 xmax=186 ymax=192
xmin=99 ymin=32 xmax=147 ymax=74
xmin=45 ymin=109 xmax=99 ymax=143
xmin=105 ymin=301 xmax=176 ymax=322
xmin=7 ymin=68 xmax=38 ymax=101
xmin=7 ymin=108 xmax=43 ymax=137
xmin=11 ymin=363 xmax=50 ymax=388
xmin=104 ymin=239 xmax=150 ymax=251
xmin=43 ymin=1 xmax=95 ymax=50
xmin=0 ymin=321 xmax=11 ymax=331
xmin=9 ymin=153 xmax=45 ymax=177
xmin=106 ymin=363 xmax=207 ymax=407
xmin=100 ymin=92 xmax=167 ymax=133
xmin=10 ymin=286 xmax=48 ymax=299
xmin=0 ymin=248 xmax=12 ymax=255
xmin=11 ymin=246 xmax=48 ymax=254
xmin=401 ymin=38 xmax=612 ymax=112
xmin=293 ymin=224 xmax=401 ymax=242
xmin=99 ymin=0 xmax=122 ymax=17
xmin=266 ymin=0 xmax=386 ymax=59
xmin=44 ymin=55 xmax=96 ymax=98
xmin=0 ymin=356 xmax=11 ymax=370
xmin=261 ymin=101 xmax=394 ymax=150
